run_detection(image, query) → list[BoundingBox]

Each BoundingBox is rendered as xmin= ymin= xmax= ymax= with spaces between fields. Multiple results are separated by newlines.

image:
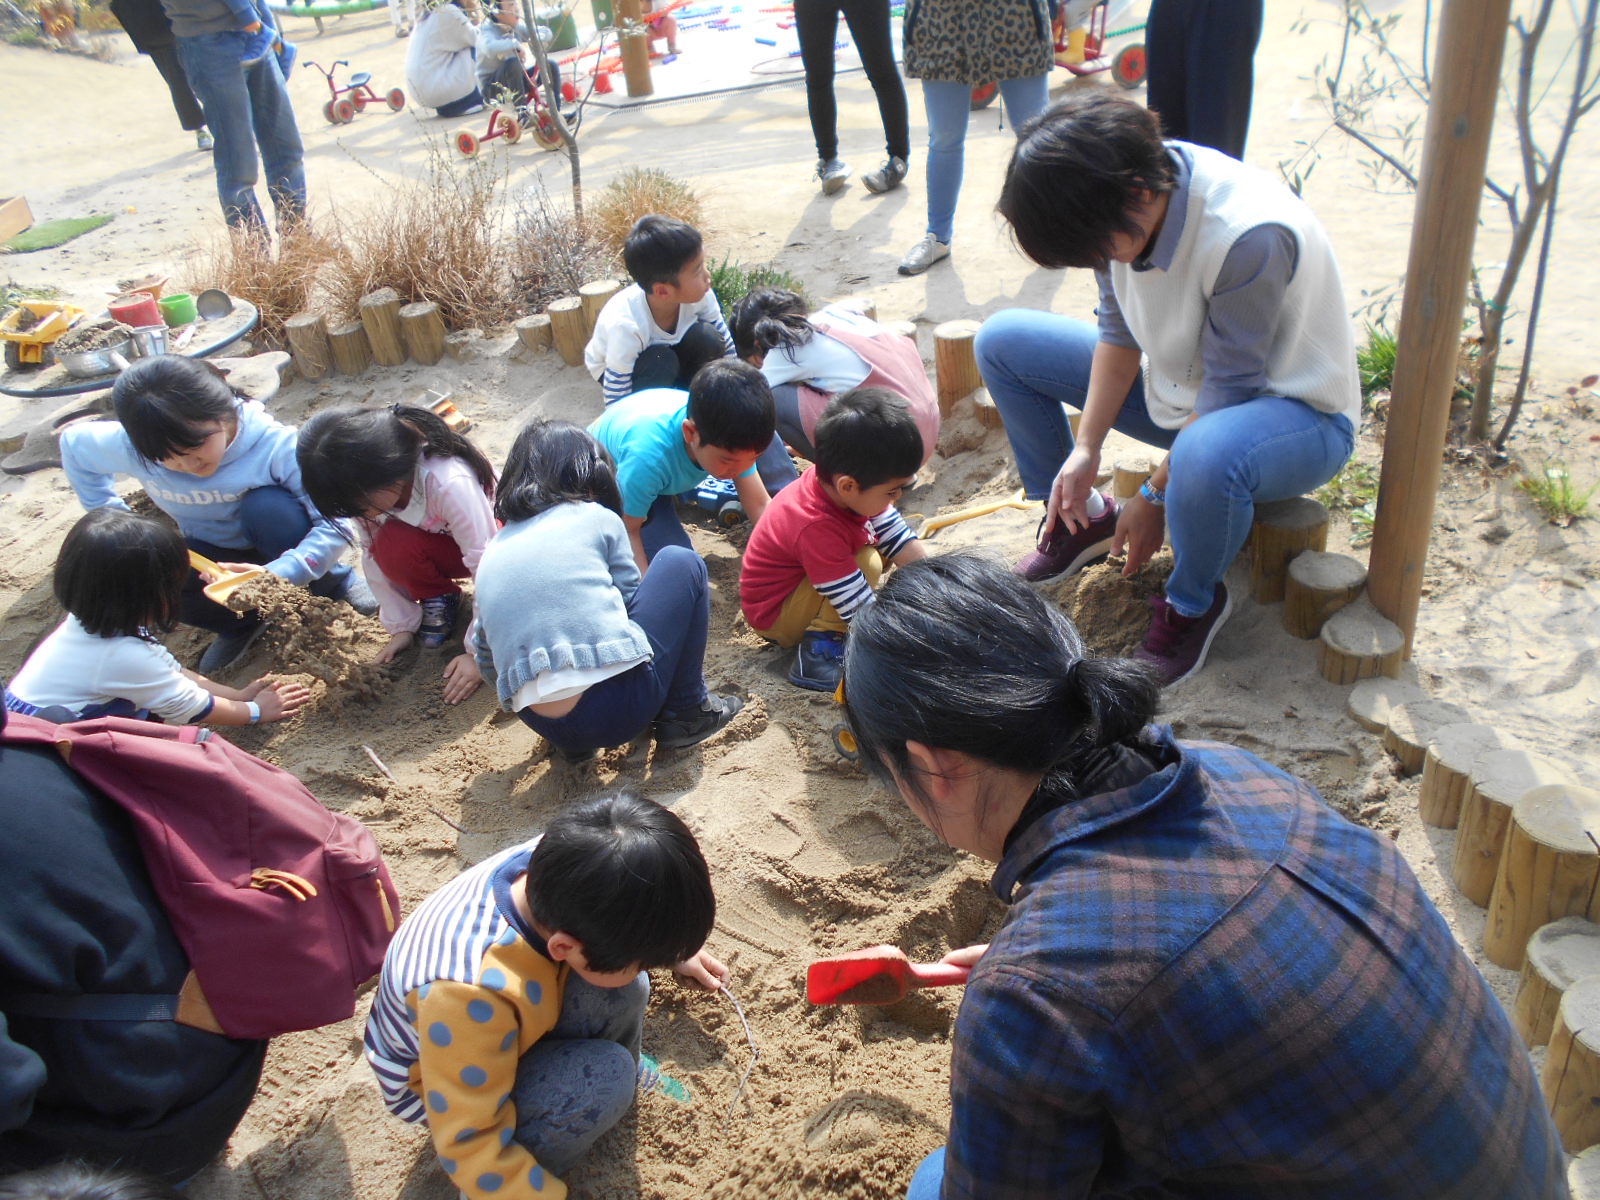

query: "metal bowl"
xmin=195 ymin=288 xmax=234 ymax=320
xmin=58 ymin=340 xmax=133 ymax=379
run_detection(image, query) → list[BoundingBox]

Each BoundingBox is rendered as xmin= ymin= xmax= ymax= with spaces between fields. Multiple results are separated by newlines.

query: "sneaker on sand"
xmin=338 ymin=572 xmax=380 ymax=617
xmin=654 ymin=692 xmax=745 ymax=751
xmin=862 ymin=155 xmax=907 ymax=194
xmin=898 ymin=232 xmax=951 ymax=276
xmin=198 ymin=620 xmax=266 ymax=675
xmin=787 ymin=630 xmax=844 ymax=692
xmin=816 ymin=158 xmax=851 ymax=195
xmin=417 ymin=593 xmax=461 ymax=649
xmin=1013 ymin=494 xmax=1119 ymax=584
xmin=1134 ymin=582 xmax=1233 ymax=687
xmin=195 ymin=129 xmax=215 ymax=151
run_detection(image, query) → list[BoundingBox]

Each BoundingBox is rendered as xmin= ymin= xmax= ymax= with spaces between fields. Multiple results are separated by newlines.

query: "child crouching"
xmin=739 ymin=388 xmax=927 ymax=690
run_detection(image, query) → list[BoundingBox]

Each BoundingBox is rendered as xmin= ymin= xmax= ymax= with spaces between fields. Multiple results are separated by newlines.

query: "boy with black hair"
xmin=584 ymin=214 xmax=737 ymax=404
xmin=740 ymin=387 xmax=927 ymax=691
xmin=590 ymin=360 xmax=795 ymax=572
xmin=364 ymin=790 xmax=726 ymax=1200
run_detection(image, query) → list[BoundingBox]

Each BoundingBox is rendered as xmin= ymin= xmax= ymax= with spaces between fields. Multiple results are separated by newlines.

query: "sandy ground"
xmin=2 ymin=2 xmax=1599 ymax=1197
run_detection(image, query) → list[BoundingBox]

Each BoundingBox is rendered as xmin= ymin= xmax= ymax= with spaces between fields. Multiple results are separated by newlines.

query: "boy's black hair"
xmin=0 ymin=1161 xmax=182 ymax=1200
xmin=55 ymin=508 xmax=188 ymax=639
xmin=729 ymin=287 xmax=812 ymax=360
xmin=112 ymin=355 xmax=240 ymax=466
xmin=685 ymin=359 xmax=776 ymax=453
xmin=496 ymin=418 xmax=623 ymax=524
xmin=999 ymin=92 xmax=1178 ymax=271
xmin=623 ymin=215 xmax=704 ymax=292
xmin=525 ymin=790 xmax=715 ymax=973
xmin=297 ymin=404 xmax=496 ymax=522
xmin=813 ymin=388 xmax=923 ymax=488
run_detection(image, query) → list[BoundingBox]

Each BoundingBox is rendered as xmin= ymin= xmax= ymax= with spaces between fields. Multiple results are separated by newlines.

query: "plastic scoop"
xmin=189 ymin=550 xmax=265 ymax=605
xmin=806 ymin=945 xmax=970 ymax=1006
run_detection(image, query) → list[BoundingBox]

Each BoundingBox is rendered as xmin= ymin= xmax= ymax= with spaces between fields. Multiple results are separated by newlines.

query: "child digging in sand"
xmin=364 ymin=790 xmax=727 ymax=1200
xmin=740 ymin=388 xmax=927 ymax=691
xmin=4 ymin=509 xmax=309 ymax=726
xmin=297 ymin=403 xmax=498 ymax=705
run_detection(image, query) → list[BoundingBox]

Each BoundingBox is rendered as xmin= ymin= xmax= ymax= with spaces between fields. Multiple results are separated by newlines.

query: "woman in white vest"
xmin=975 ymin=91 xmax=1360 ymax=686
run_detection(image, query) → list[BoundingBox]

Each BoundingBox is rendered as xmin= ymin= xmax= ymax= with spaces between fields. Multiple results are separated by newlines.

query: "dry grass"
xmin=509 ymin=183 xmax=620 ymax=311
xmin=589 ymin=168 xmax=704 ymax=259
xmin=185 ymin=226 xmax=340 ymax=347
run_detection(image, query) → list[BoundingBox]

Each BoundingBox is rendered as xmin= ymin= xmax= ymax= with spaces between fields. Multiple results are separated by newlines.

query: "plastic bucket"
xmin=159 ymin=292 xmax=198 ymax=326
xmin=548 ymin=11 xmax=578 ymax=49
xmin=109 ymin=292 xmax=162 ymax=328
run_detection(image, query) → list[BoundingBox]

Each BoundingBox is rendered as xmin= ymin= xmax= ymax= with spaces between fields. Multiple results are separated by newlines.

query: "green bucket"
xmin=548 ymin=10 xmax=578 ymax=49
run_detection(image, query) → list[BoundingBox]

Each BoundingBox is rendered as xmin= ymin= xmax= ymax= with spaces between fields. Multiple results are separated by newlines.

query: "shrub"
xmin=185 ymin=226 xmax=338 ymax=347
xmin=509 ymin=183 xmax=620 ymax=311
xmin=589 ymin=168 xmax=704 ymax=259
xmin=707 ymin=257 xmax=807 ymax=323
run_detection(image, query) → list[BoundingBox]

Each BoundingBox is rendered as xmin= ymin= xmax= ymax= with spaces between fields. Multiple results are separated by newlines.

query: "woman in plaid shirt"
xmin=841 ymin=553 xmax=1564 ymax=1200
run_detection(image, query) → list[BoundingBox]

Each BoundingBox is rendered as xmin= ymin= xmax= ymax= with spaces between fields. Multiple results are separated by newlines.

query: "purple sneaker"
xmin=1134 ymin=582 xmax=1233 ymax=686
xmin=1013 ymin=494 xmax=1119 ymax=584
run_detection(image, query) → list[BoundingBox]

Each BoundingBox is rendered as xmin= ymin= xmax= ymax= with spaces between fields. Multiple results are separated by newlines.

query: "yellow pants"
xmin=754 ymin=548 xmax=883 ymax=648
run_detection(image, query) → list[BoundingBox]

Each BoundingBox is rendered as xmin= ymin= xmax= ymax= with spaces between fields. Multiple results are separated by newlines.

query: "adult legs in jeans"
xmin=1146 ymin=0 xmax=1264 ymax=159
xmin=511 ymin=972 xmax=647 ymax=1178
xmin=921 ymin=75 xmax=1050 ymax=243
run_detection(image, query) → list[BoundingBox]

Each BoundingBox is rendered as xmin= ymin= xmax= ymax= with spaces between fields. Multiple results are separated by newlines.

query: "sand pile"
xmin=226 ymin=571 xmax=394 ymax=708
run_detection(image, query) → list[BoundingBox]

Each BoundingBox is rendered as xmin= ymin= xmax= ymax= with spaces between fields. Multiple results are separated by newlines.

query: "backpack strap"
xmin=0 ymin=990 xmax=179 ymax=1021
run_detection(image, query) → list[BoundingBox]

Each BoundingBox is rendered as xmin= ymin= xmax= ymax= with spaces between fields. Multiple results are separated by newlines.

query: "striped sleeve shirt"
xmin=585 ymin=285 xmax=736 ymax=404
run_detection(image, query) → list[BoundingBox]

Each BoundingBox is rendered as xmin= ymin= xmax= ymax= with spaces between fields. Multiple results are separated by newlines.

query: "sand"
xmin=2 ymin=1 xmax=1599 ymax=1196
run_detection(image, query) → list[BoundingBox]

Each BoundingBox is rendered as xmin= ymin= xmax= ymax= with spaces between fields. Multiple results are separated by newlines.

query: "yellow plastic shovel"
xmin=188 ymin=550 xmax=265 ymax=606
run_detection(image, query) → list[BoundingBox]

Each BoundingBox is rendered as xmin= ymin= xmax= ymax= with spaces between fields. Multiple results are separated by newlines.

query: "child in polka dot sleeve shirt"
xmin=363 ymin=791 xmax=726 ymax=1198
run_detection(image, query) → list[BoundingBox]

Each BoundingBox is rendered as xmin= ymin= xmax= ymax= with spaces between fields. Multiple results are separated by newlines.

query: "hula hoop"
xmin=268 ymin=0 xmax=384 ymax=16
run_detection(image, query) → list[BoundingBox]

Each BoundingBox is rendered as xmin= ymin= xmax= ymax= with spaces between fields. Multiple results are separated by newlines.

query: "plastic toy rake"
xmin=806 ymin=945 xmax=970 ymax=1006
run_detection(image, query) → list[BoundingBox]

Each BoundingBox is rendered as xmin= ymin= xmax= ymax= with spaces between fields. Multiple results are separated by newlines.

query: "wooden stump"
xmin=1383 ymin=699 xmax=1473 ymax=776
xmin=1248 ymin=496 xmax=1329 ymax=603
xmin=840 ymin=297 xmax=877 ymax=322
xmin=884 ymin=319 xmax=917 ymax=342
xmin=1453 ymin=749 xmax=1572 ymax=907
xmin=358 ymin=287 xmax=407 ymax=367
xmin=1112 ymin=457 xmax=1153 ymax=502
xmin=578 ymin=279 xmax=622 ymax=335
xmin=1317 ymin=600 xmax=1404 ymax=684
xmin=398 ymin=300 xmax=446 ymax=366
xmin=1485 ymin=785 xmax=1600 ymax=969
xmin=1420 ymin=722 xmax=1520 ymax=827
xmin=1346 ymin=677 xmax=1427 ymax=733
xmin=971 ymin=388 xmax=1004 ymax=430
xmin=1283 ymin=552 xmax=1367 ymax=639
xmin=934 ymin=319 xmax=982 ymax=418
xmin=327 ymin=320 xmax=372 ymax=377
xmin=1515 ymin=917 xmax=1600 ymax=1047
xmin=443 ymin=330 xmax=477 ymax=362
xmin=284 ymin=311 xmax=331 ymax=381
xmin=514 ymin=313 xmax=553 ymax=353
xmin=1570 ymin=1144 xmax=1600 ymax=1198
xmin=547 ymin=297 xmax=587 ymax=368
xmin=1543 ymin=976 xmax=1600 ymax=1152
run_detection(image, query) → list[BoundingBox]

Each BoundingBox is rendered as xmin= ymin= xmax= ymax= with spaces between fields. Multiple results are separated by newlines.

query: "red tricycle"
xmin=970 ymin=0 xmax=1146 ymax=109
xmin=305 ymin=59 xmax=406 ymax=125
xmin=456 ymin=60 xmax=573 ymax=157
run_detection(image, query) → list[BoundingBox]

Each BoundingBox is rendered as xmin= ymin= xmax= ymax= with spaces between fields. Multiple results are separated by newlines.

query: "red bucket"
xmin=109 ymin=292 xmax=162 ymax=328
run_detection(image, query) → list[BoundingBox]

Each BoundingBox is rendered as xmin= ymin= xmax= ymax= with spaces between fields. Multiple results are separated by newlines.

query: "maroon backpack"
xmin=2 ymin=712 xmax=400 ymax=1040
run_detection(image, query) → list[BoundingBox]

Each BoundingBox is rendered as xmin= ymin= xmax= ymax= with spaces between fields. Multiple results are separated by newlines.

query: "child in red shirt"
xmin=740 ymin=388 xmax=927 ymax=690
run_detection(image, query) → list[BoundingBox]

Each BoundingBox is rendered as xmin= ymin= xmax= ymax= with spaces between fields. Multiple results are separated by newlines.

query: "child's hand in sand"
xmin=671 ymin=949 xmax=729 ymax=992
xmin=252 ymin=678 xmax=312 ymax=722
xmin=939 ymin=944 xmax=990 ymax=971
xmin=441 ymin=653 xmax=483 ymax=705
xmin=375 ymin=631 xmax=414 ymax=664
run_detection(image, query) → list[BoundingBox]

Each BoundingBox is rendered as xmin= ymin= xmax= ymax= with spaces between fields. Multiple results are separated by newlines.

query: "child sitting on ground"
xmin=740 ymin=388 xmax=927 ymax=690
xmin=60 ymin=355 xmax=376 ymax=674
xmin=584 ymin=214 xmax=735 ymax=404
xmin=590 ymin=360 xmax=791 ymax=572
xmin=731 ymin=288 xmax=941 ymax=465
xmin=5 ymin=509 xmax=310 ymax=725
xmin=364 ymin=789 xmax=727 ymax=1200
xmin=297 ymin=403 xmax=498 ymax=706
xmin=472 ymin=419 xmax=743 ymax=761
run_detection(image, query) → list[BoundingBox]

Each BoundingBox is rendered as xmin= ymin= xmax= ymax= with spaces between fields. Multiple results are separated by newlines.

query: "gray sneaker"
xmin=898 ymin=233 xmax=951 ymax=276
xmin=338 ymin=572 xmax=380 ymax=617
xmin=816 ymin=158 xmax=851 ymax=195
xmin=862 ymin=155 xmax=907 ymax=194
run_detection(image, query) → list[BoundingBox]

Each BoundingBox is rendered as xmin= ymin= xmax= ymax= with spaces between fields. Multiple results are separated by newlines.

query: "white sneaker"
xmin=816 ymin=158 xmax=851 ymax=195
xmin=898 ymin=233 xmax=951 ymax=276
xmin=195 ymin=129 xmax=214 ymax=151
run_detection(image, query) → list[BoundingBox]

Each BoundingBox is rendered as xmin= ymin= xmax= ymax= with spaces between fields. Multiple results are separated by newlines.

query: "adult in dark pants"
xmin=1144 ymin=0 xmax=1264 ymax=159
xmin=797 ymin=0 xmax=911 ymax=196
xmin=110 ymin=0 xmax=213 ymax=151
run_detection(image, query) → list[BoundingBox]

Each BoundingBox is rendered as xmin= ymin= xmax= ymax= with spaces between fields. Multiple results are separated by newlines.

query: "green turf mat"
xmin=3 ymin=214 xmax=115 ymax=254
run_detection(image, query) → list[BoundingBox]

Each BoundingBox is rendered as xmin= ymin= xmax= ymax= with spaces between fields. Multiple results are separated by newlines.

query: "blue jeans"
xmin=906 ymin=1147 xmax=945 ymax=1199
xmin=175 ymin=31 xmax=307 ymax=230
xmin=182 ymin=485 xmax=351 ymax=634
xmin=975 ymin=310 xmax=1355 ymax=616
xmin=511 ymin=972 xmax=647 ymax=1178
xmin=921 ymin=74 xmax=1050 ymax=243
xmin=517 ymin=545 xmax=710 ymax=755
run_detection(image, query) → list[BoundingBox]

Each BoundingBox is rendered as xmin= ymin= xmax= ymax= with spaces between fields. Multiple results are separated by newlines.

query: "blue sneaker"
xmin=417 ymin=594 xmax=461 ymax=649
xmin=788 ymin=630 xmax=844 ymax=692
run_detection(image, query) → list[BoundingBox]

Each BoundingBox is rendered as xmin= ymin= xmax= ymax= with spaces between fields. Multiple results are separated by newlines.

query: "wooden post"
xmin=1515 ymin=917 xmax=1600 ymax=1047
xmin=1419 ymin=722 xmax=1519 ymax=828
xmin=1111 ymin=457 xmax=1152 ymax=502
xmin=443 ymin=330 xmax=478 ymax=361
xmin=934 ymin=319 xmax=982 ymax=418
xmin=1452 ymin=749 xmax=1571 ymax=907
xmin=1484 ymin=785 xmax=1600 ymax=969
xmin=1248 ymin=497 xmax=1329 ymax=603
xmin=547 ymin=297 xmax=588 ymax=368
xmin=972 ymin=388 xmax=1004 ymax=430
xmin=358 ymin=287 xmax=407 ymax=367
xmin=578 ymin=279 xmax=622 ymax=335
xmin=327 ymin=320 xmax=373 ymax=377
xmin=514 ymin=313 xmax=553 ymax=352
xmin=1543 ymin=977 xmax=1600 ymax=1152
xmin=1366 ymin=0 xmax=1513 ymax=655
xmin=1345 ymin=677 xmax=1427 ymax=733
xmin=399 ymin=301 xmax=446 ymax=366
xmin=1317 ymin=600 xmax=1404 ymax=684
xmin=1382 ymin=698 xmax=1473 ymax=777
xmin=284 ymin=311 xmax=331 ymax=381
xmin=1282 ymin=551 xmax=1367 ymax=639
xmin=619 ymin=26 xmax=652 ymax=97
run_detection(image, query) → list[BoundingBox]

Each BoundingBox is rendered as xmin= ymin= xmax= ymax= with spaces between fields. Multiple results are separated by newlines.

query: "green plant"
xmin=589 ymin=168 xmax=704 ymax=259
xmin=1356 ymin=323 xmax=1397 ymax=400
xmin=1348 ymin=500 xmax=1377 ymax=547
xmin=1517 ymin=462 xmax=1596 ymax=527
xmin=1 ymin=280 xmax=62 ymax=310
xmin=1316 ymin=461 xmax=1380 ymax=512
xmin=707 ymin=257 xmax=807 ymax=323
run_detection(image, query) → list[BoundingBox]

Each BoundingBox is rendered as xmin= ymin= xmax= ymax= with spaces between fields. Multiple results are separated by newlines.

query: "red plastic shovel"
xmin=806 ymin=945 xmax=971 ymax=1006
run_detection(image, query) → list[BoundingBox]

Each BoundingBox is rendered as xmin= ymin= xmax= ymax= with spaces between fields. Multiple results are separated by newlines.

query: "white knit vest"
xmin=1110 ymin=145 xmax=1361 ymax=432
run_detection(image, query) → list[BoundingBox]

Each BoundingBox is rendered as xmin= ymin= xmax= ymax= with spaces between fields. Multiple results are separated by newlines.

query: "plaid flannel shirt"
xmin=943 ymin=729 xmax=1565 ymax=1200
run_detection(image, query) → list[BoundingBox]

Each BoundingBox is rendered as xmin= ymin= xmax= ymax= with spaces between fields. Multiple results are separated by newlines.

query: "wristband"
xmin=1138 ymin=480 xmax=1166 ymax=507
xmin=245 ymin=700 xmax=262 ymax=724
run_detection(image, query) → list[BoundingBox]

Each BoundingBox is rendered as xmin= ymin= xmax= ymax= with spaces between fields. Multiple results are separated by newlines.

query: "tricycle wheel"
xmin=830 ymin=723 xmax=859 ymax=762
xmin=1112 ymin=43 xmax=1147 ymax=89
xmin=969 ymin=82 xmax=998 ymax=110
xmin=455 ymin=129 xmax=480 ymax=158
xmin=333 ymin=97 xmax=357 ymax=123
xmin=531 ymin=110 xmax=564 ymax=151
xmin=351 ymin=90 xmax=369 ymax=113
xmin=322 ymin=98 xmax=340 ymax=124
xmin=387 ymin=87 xmax=406 ymax=111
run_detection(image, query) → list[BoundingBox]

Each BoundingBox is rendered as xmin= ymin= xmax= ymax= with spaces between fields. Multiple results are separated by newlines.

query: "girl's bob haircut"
xmin=495 ymin=418 xmax=623 ymax=524
xmin=111 ymin=355 xmax=239 ymax=466
xmin=55 ymin=508 xmax=189 ymax=639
